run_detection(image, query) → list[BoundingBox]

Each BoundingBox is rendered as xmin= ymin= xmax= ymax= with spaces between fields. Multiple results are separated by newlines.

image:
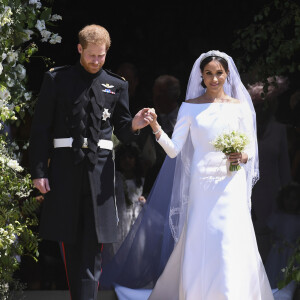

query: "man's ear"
xmin=77 ymin=44 xmax=83 ymax=54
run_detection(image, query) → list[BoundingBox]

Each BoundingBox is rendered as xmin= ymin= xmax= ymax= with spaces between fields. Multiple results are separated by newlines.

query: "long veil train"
xmin=100 ymin=155 xmax=177 ymax=290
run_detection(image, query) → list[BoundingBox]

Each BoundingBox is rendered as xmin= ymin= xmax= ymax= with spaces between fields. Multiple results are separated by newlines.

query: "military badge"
xmin=102 ymin=88 xmax=115 ymax=95
xmin=101 ymin=83 xmax=114 ymax=88
xmin=102 ymin=108 xmax=111 ymax=121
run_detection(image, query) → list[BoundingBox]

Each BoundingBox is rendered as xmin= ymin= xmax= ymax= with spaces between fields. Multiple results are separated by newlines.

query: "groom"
xmin=29 ymin=24 xmax=151 ymax=300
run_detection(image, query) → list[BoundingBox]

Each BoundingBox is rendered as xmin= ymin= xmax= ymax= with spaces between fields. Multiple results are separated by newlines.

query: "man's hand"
xmin=132 ymin=108 xmax=154 ymax=131
xmin=33 ymin=178 xmax=51 ymax=194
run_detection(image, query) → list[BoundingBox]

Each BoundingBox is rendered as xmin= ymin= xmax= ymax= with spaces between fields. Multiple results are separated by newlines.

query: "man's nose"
xmin=92 ymin=58 xmax=99 ymax=65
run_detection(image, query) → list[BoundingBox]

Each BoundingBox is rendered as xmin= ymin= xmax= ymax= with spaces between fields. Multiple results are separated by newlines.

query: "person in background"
xmin=116 ymin=62 xmax=151 ymax=116
xmin=112 ymin=142 xmax=146 ymax=254
xmin=265 ymin=182 xmax=300 ymax=299
xmin=142 ymin=74 xmax=181 ymax=198
xmin=247 ymin=76 xmax=292 ymax=263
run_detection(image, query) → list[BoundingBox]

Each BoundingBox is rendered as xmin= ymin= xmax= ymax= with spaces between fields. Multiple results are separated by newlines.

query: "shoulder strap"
xmin=49 ymin=65 xmax=71 ymax=73
xmin=104 ymin=69 xmax=127 ymax=81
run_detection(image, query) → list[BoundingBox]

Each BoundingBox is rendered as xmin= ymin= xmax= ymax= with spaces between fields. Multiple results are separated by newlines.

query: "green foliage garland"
xmin=0 ymin=0 xmax=62 ymax=297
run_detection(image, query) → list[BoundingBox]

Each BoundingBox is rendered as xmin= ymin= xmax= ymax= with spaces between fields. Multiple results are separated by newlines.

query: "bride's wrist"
xmin=150 ymin=122 xmax=161 ymax=133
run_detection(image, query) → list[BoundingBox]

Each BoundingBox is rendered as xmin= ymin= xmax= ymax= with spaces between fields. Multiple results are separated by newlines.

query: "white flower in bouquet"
xmin=29 ymin=0 xmax=42 ymax=9
xmin=50 ymin=14 xmax=62 ymax=21
xmin=211 ymin=130 xmax=250 ymax=171
xmin=49 ymin=33 xmax=62 ymax=44
xmin=24 ymin=92 xmax=32 ymax=101
xmin=7 ymin=51 xmax=18 ymax=65
xmin=7 ymin=159 xmax=23 ymax=172
xmin=22 ymin=29 xmax=34 ymax=42
xmin=0 ymin=88 xmax=11 ymax=101
xmin=15 ymin=64 xmax=26 ymax=80
xmin=40 ymin=29 xmax=51 ymax=42
xmin=6 ymin=76 xmax=15 ymax=88
xmin=2 ymin=53 xmax=7 ymax=61
xmin=0 ymin=62 xmax=3 ymax=75
xmin=35 ymin=19 xmax=46 ymax=32
xmin=0 ymin=6 xmax=13 ymax=26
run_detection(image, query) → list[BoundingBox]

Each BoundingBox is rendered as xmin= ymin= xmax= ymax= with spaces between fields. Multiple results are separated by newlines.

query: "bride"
xmin=100 ymin=50 xmax=274 ymax=300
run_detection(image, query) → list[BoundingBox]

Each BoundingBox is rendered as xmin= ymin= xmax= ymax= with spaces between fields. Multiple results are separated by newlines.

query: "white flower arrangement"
xmin=211 ymin=130 xmax=250 ymax=171
xmin=0 ymin=0 xmax=62 ymax=295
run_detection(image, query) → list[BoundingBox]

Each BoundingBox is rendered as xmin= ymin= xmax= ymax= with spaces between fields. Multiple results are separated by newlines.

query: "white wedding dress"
xmin=115 ymin=102 xmax=274 ymax=300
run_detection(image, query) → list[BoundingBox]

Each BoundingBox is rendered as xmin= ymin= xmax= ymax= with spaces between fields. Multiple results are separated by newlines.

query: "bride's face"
xmin=202 ymin=61 xmax=228 ymax=91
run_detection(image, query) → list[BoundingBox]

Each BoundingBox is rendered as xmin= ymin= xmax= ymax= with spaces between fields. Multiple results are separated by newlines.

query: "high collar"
xmin=76 ymin=60 xmax=103 ymax=81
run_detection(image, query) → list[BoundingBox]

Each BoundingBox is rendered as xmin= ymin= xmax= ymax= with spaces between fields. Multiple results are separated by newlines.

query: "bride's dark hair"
xmin=200 ymin=56 xmax=229 ymax=88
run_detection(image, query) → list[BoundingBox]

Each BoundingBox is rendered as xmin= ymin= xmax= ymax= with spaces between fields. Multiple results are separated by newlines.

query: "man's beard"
xmin=80 ymin=59 xmax=102 ymax=73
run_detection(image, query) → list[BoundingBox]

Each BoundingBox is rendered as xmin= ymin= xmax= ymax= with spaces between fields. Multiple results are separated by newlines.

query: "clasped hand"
xmin=227 ymin=152 xmax=248 ymax=165
xmin=131 ymin=108 xmax=157 ymax=131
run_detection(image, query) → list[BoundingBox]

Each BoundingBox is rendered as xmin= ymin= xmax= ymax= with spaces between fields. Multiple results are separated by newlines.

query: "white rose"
xmin=7 ymin=159 xmax=23 ymax=172
xmin=50 ymin=14 xmax=62 ymax=21
xmin=0 ymin=63 xmax=3 ymax=75
xmin=35 ymin=19 xmax=46 ymax=32
xmin=15 ymin=64 xmax=26 ymax=80
xmin=49 ymin=33 xmax=62 ymax=44
xmin=2 ymin=53 xmax=7 ymax=61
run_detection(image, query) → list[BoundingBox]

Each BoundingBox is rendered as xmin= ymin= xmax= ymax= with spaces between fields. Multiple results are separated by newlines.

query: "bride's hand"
xmin=228 ymin=152 xmax=248 ymax=165
xmin=148 ymin=109 xmax=163 ymax=139
xmin=148 ymin=108 xmax=157 ymax=124
xmin=148 ymin=109 xmax=160 ymax=128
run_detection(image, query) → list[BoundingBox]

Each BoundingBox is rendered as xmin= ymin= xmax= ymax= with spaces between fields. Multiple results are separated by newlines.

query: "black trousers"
xmin=61 ymin=163 xmax=102 ymax=300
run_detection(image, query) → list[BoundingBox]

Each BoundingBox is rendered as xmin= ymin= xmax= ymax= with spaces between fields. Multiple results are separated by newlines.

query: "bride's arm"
xmin=149 ymin=104 xmax=191 ymax=158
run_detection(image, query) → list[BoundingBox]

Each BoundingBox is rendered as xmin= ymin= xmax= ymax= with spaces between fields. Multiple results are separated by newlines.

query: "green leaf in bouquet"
xmin=40 ymin=7 xmax=52 ymax=21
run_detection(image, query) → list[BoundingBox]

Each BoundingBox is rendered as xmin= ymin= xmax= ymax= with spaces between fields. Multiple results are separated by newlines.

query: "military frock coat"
xmin=29 ymin=62 xmax=138 ymax=243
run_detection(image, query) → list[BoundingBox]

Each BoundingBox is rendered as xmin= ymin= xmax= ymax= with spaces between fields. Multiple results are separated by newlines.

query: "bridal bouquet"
xmin=211 ymin=130 xmax=250 ymax=171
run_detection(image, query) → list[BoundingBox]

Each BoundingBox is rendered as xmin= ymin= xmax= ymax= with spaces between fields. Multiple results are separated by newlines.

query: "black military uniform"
xmin=29 ymin=61 xmax=139 ymax=299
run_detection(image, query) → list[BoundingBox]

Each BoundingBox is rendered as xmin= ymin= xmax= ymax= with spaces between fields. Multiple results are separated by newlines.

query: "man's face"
xmin=78 ymin=43 xmax=107 ymax=74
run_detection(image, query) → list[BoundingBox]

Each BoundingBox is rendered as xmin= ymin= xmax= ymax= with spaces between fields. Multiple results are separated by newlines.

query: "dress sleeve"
xmin=157 ymin=103 xmax=191 ymax=158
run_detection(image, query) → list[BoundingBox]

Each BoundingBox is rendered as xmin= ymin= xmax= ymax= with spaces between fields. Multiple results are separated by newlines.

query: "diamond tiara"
xmin=200 ymin=50 xmax=229 ymax=64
